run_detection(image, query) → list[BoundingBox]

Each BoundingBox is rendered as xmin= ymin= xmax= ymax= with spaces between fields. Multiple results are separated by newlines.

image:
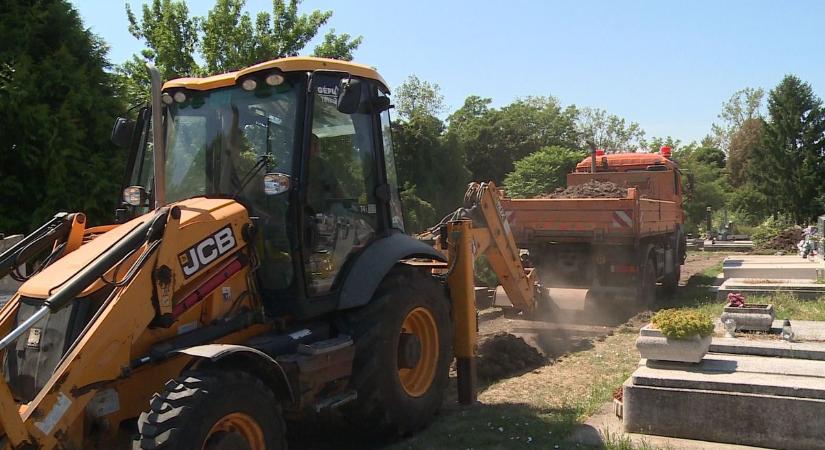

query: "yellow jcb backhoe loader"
xmin=0 ymin=57 xmax=540 ymax=449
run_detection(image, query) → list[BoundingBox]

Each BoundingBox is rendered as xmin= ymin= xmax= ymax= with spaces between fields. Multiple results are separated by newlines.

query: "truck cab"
xmin=568 ymin=148 xmax=684 ymax=207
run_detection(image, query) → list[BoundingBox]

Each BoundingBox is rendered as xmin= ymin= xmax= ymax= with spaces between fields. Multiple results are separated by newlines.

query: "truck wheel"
xmin=662 ymin=262 xmax=681 ymax=294
xmin=639 ymin=257 xmax=657 ymax=308
xmin=339 ymin=265 xmax=452 ymax=436
xmin=136 ymin=371 xmax=285 ymax=450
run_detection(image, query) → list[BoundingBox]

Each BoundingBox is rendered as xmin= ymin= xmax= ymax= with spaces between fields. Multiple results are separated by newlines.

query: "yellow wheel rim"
xmin=398 ymin=307 xmax=439 ymax=397
xmin=203 ymin=412 xmax=265 ymax=450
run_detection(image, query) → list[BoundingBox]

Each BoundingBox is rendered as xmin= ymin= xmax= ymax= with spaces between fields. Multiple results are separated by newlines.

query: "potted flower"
xmin=636 ymin=309 xmax=714 ymax=363
xmin=720 ymin=292 xmax=775 ymax=332
xmin=612 ymin=386 xmax=623 ymax=419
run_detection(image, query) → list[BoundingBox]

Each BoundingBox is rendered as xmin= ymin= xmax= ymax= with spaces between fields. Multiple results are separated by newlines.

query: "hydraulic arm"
xmin=0 ymin=213 xmax=87 ymax=282
xmin=435 ymin=182 xmax=540 ymax=404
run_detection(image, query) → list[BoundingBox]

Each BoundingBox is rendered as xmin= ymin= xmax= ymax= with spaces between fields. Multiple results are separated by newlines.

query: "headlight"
xmin=241 ymin=78 xmax=257 ymax=91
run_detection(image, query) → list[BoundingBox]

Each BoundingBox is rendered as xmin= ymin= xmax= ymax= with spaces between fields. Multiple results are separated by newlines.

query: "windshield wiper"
xmin=233 ymin=155 xmax=272 ymax=198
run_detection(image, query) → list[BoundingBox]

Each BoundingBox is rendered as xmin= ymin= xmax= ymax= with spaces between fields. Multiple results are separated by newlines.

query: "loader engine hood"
xmin=5 ymin=197 xmax=250 ymax=403
xmin=17 ymin=197 xmax=246 ymax=300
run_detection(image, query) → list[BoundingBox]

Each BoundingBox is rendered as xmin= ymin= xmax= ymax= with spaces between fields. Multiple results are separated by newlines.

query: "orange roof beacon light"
xmin=660 ymin=145 xmax=672 ymax=158
xmin=595 ymin=148 xmax=606 ymax=156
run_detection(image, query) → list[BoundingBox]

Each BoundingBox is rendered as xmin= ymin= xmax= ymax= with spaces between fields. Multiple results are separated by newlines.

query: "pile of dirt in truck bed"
xmin=476 ymin=332 xmax=545 ymax=381
xmin=757 ymin=226 xmax=803 ymax=252
xmin=536 ymin=180 xmax=628 ymax=199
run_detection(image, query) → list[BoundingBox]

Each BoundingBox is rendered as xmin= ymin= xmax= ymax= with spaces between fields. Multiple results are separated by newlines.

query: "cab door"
xmin=302 ymin=74 xmax=382 ymax=296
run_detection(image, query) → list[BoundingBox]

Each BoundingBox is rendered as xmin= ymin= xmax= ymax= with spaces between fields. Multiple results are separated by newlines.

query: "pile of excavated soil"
xmin=536 ymin=180 xmax=628 ymax=199
xmin=757 ymin=226 xmax=803 ymax=251
xmin=476 ymin=332 xmax=545 ymax=381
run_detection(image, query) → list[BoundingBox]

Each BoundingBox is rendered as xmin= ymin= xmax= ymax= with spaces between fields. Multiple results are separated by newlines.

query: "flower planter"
xmin=720 ymin=304 xmax=775 ymax=332
xmin=635 ymin=324 xmax=711 ymax=363
xmin=613 ymin=398 xmax=623 ymax=419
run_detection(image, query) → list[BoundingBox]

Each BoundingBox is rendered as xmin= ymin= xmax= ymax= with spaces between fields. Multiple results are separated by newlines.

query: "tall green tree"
xmin=448 ymin=95 xmax=579 ymax=183
xmin=504 ymin=146 xmax=585 ymax=197
xmin=119 ymin=0 xmax=200 ymax=102
xmin=199 ymin=0 xmax=254 ymax=74
xmin=710 ymin=87 xmax=764 ymax=152
xmin=727 ymin=118 xmax=763 ymax=187
xmin=644 ymin=136 xmax=682 ymax=153
xmin=749 ymin=75 xmax=825 ymax=223
xmin=126 ymin=0 xmax=200 ymax=78
xmin=673 ymin=144 xmax=731 ymax=232
xmin=394 ymin=74 xmax=445 ymax=119
xmin=200 ymin=0 xmax=360 ymax=73
xmin=391 ymin=76 xmax=469 ymax=231
xmin=0 ymin=0 xmax=123 ymax=232
xmin=312 ymin=29 xmax=362 ymax=61
xmin=121 ymin=0 xmax=362 ymax=103
xmin=576 ymin=107 xmax=646 ymax=153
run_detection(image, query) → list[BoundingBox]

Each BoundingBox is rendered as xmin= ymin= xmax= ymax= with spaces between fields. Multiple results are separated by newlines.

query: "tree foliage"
xmin=120 ymin=0 xmax=362 ymax=103
xmin=394 ymin=75 xmax=445 ymax=119
xmin=710 ymin=87 xmax=764 ymax=152
xmin=674 ymin=144 xmax=730 ymax=232
xmin=503 ymin=146 xmax=584 ymax=198
xmin=392 ymin=124 xmax=469 ymax=232
xmin=727 ymin=118 xmax=763 ymax=187
xmin=748 ymin=75 xmax=825 ymax=223
xmin=645 ymin=136 xmax=682 ymax=153
xmin=0 ymin=0 xmax=123 ymax=232
xmin=389 ymin=75 xmax=470 ymax=232
xmin=126 ymin=0 xmax=199 ymax=78
xmin=200 ymin=0 xmax=344 ymax=73
xmin=448 ymin=96 xmax=579 ymax=183
xmin=576 ymin=107 xmax=646 ymax=153
xmin=398 ymin=183 xmax=437 ymax=235
xmin=312 ymin=29 xmax=362 ymax=61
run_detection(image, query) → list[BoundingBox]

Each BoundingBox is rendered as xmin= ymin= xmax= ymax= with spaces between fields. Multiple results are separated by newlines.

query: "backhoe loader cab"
xmin=0 ymin=58 xmax=461 ymax=449
xmin=119 ymin=58 xmax=410 ymax=307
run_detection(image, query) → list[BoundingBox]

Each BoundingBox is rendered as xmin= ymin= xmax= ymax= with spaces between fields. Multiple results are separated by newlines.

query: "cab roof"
xmin=574 ymin=152 xmax=678 ymax=172
xmin=162 ymin=56 xmax=388 ymax=92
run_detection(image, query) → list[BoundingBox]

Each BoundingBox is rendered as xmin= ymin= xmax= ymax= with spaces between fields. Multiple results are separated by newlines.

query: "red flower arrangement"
xmin=727 ymin=292 xmax=746 ymax=307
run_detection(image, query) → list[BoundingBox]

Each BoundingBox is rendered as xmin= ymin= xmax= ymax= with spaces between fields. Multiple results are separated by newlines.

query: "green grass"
xmin=389 ymin=332 xmax=640 ymax=449
xmin=670 ymin=260 xmax=825 ymax=321
xmin=602 ymin=429 xmax=672 ymax=450
xmin=692 ymin=292 xmax=825 ymax=321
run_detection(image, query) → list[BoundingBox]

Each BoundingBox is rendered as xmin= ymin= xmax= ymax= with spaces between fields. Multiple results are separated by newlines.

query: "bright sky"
xmin=72 ymin=0 xmax=825 ymax=143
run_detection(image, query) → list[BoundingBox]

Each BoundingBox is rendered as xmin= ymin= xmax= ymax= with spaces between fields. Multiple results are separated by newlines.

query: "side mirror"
xmin=336 ymin=78 xmax=362 ymax=114
xmin=122 ymin=185 xmax=149 ymax=206
xmin=264 ymin=173 xmax=291 ymax=195
xmin=111 ymin=117 xmax=134 ymax=148
xmin=372 ymin=96 xmax=392 ymax=112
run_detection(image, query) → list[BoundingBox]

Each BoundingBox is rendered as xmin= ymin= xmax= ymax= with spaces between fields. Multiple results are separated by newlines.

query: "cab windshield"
xmin=164 ymin=76 xmax=301 ymax=203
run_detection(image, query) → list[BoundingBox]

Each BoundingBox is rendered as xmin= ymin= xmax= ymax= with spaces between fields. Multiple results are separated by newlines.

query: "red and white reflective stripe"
xmin=611 ymin=264 xmax=637 ymax=273
xmin=611 ymin=210 xmax=633 ymax=228
xmin=172 ymin=258 xmax=245 ymax=318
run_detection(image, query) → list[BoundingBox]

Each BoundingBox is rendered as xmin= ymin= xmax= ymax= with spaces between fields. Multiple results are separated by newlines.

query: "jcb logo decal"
xmin=178 ymin=226 xmax=237 ymax=278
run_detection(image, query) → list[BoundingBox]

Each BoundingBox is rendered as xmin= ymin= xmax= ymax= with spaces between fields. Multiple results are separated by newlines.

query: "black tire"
xmin=136 ymin=370 xmax=285 ymax=450
xmin=662 ymin=261 xmax=681 ymax=294
xmin=639 ymin=257 xmax=657 ymax=308
xmin=338 ymin=265 xmax=452 ymax=436
xmin=663 ymin=235 xmax=684 ymax=295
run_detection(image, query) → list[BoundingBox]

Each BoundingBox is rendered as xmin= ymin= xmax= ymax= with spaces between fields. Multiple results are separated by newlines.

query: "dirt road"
xmin=473 ymin=252 xmax=726 ymax=379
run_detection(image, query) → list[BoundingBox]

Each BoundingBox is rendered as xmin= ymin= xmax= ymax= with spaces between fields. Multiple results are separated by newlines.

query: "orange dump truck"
xmin=501 ymin=149 xmax=686 ymax=304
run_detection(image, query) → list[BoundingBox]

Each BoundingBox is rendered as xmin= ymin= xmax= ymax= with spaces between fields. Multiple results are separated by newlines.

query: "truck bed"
xmin=502 ymin=188 xmax=682 ymax=245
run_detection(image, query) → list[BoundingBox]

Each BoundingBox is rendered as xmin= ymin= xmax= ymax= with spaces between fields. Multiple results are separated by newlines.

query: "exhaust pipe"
xmin=586 ymin=140 xmax=598 ymax=174
xmin=147 ymin=62 xmax=166 ymax=208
